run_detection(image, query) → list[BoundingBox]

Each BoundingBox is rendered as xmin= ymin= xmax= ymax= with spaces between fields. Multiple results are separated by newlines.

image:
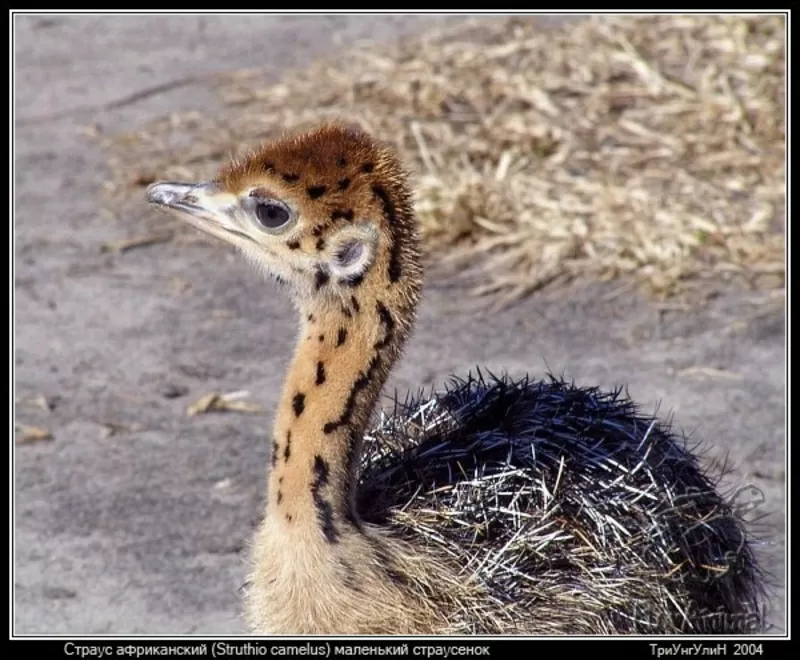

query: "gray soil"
xmin=13 ymin=15 xmax=786 ymax=635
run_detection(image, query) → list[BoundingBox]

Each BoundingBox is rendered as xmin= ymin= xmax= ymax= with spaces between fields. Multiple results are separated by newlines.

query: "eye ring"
xmin=253 ymin=199 xmax=293 ymax=230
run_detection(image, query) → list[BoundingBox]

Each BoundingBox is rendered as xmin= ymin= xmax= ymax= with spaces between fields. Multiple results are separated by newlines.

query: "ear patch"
xmin=334 ymin=241 xmax=364 ymax=269
xmin=325 ymin=223 xmax=379 ymax=285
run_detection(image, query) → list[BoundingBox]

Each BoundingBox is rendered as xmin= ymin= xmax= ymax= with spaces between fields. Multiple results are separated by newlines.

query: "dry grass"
xmin=101 ymin=14 xmax=786 ymax=305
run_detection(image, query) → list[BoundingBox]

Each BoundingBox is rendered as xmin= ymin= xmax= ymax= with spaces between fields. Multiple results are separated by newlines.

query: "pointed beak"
xmin=146 ymin=180 xmax=242 ymax=243
xmin=146 ymin=180 xmax=218 ymax=213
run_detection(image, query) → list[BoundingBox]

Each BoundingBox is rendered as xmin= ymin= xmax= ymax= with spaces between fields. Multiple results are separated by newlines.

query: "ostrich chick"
xmin=146 ymin=123 xmax=765 ymax=635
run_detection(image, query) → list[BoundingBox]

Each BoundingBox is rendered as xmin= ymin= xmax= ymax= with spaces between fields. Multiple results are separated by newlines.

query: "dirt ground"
xmin=13 ymin=14 xmax=786 ymax=635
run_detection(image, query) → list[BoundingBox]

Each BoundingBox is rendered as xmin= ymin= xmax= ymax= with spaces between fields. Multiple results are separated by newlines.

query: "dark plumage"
xmin=358 ymin=371 xmax=767 ymax=634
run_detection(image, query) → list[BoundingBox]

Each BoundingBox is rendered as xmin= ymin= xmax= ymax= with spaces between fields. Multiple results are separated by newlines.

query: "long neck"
xmin=265 ymin=295 xmax=406 ymax=541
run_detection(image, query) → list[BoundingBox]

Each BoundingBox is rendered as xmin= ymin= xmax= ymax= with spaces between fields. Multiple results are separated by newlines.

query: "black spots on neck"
xmin=307 ymin=313 xmax=315 ymax=323
xmin=316 ymin=237 xmax=326 ymax=252
xmin=371 ymin=184 xmax=403 ymax=283
xmin=337 ymin=178 xmax=350 ymax=191
xmin=361 ymin=163 xmax=375 ymax=174
xmin=292 ymin=392 xmax=306 ymax=417
xmin=282 ymin=172 xmax=300 ymax=184
xmin=287 ymin=240 xmax=300 ymax=251
xmin=311 ymin=455 xmax=339 ymax=544
xmin=314 ymin=269 xmax=330 ymax=291
xmin=316 ymin=361 xmax=327 ymax=386
xmin=271 ymin=440 xmax=279 ymax=468
xmin=336 ymin=327 xmax=348 ymax=347
xmin=318 ymin=334 xmax=325 ymax=343
xmin=375 ymin=301 xmax=395 ymax=349
xmin=341 ymin=273 xmax=364 ymax=288
xmin=316 ymin=500 xmax=338 ymax=544
xmin=307 ymin=185 xmax=327 ymax=200
xmin=277 ymin=491 xmax=283 ymax=504
xmin=340 ymin=295 xmax=361 ymax=317
xmin=313 ymin=454 xmax=330 ymax=485
xmin=323 ymin=353 xmax=381 ymax=435
xmin=337 ymin=156 xmax=347 ymax=168
xmin=283 ymin=432 xmax=292 ymax=461
xmin=285 ymin=513 xmax=293 ymax=523
xmin=324 ymin=301 xmax=396 ymax=435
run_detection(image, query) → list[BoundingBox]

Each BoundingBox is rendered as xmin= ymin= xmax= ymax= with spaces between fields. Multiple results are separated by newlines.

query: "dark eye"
xmin=255 ymin=201 xmax=291 ymax=229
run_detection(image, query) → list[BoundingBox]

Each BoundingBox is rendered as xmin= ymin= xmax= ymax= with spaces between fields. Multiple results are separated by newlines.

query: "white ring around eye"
xmin=244 ymin=195 xmax=296 ymax=235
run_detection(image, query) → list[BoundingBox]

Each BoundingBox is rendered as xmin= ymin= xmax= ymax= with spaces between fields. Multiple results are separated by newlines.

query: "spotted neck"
xmin=265 ymin=293 xmax=406 ymax=539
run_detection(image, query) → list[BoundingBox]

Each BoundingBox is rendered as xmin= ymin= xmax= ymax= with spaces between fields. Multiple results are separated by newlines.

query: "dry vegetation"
xmin=101 ymin=14 xmax=786 ymax=305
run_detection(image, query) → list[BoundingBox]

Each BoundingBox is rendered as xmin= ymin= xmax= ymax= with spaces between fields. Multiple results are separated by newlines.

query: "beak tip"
xmin=145 ymin=182 xmax=169 ymax=206
xmin=145 ymin=180 xmax=216 ymax=208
